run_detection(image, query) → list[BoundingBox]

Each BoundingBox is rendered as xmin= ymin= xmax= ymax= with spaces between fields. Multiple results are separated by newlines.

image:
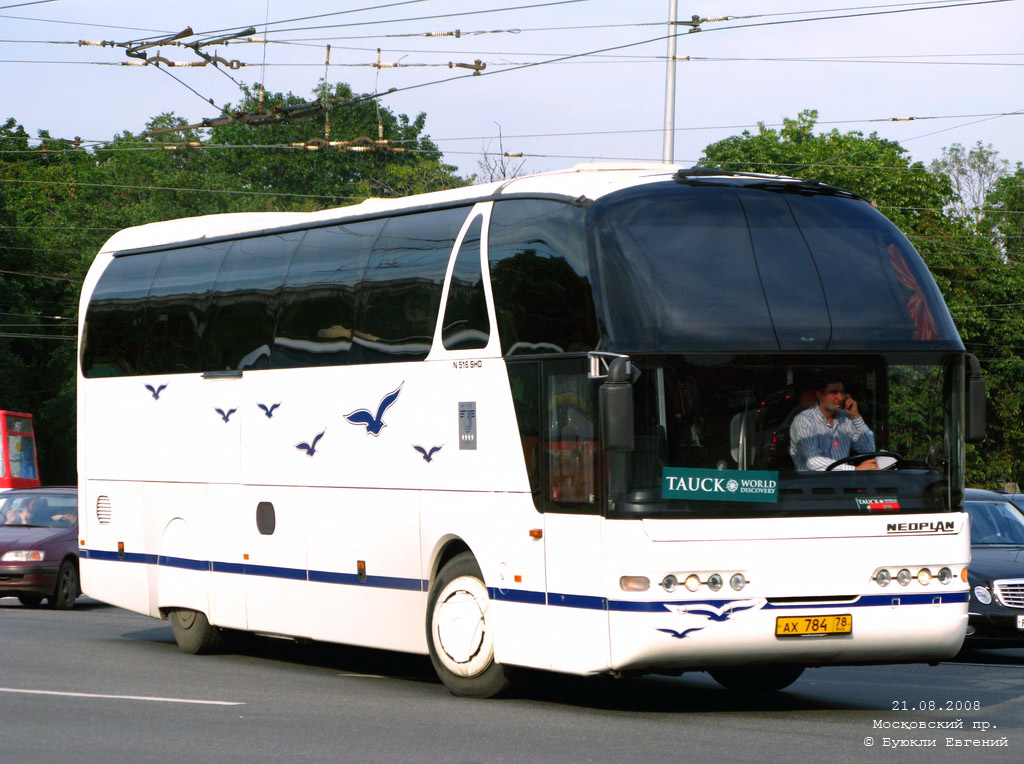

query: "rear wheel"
xmin=426 ymin=552 xmax=513 ymax=698
xmin=48 ymin=560 xmax=79 ymax=610
xmin=169 ymin=608 xmax=225 ymax=654
xmin=708 ymin=665 xmax=805 ymax=692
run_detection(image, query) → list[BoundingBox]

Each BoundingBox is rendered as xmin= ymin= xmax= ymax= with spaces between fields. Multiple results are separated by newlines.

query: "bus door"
xmin=531 ymin=358 xmax=611 ymax=673
xmin=0 ymin=411 xmax=41 ymax=489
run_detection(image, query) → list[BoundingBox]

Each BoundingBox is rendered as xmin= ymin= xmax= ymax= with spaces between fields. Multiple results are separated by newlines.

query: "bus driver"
xmin=789 ymin=379 xmax=879 ymax=471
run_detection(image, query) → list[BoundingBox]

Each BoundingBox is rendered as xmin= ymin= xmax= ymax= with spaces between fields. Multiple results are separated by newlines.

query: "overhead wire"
xmin=0 ymin=0 xmax=63 ymax=8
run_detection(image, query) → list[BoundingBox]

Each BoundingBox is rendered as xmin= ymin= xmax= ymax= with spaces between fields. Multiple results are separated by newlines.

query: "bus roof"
xmin=96 ymin=163 xmax=819 ymax=255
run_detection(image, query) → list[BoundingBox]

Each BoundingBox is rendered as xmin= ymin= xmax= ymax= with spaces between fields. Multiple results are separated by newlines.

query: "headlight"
xmin=917 ymin=568 xmax=932 ymax=586
xmin=707 ymin=573 xmax=723 ymax=592
xmin=683 ymin=574 xmax=701 ymax=592
xmin=1 ymin=549 xmax=44 ymax=562
xmin=973 ymin=585 xmax=993 ymax=605
xmin=896 ymin=568 xmax=913 ymax=586
xmin=874 ymin=569 xmax=891 ymax=587
xmin=937 ymin=567 xmax=953 ymax=585
xmin=729 ymin=573 xmax=747 ymax=591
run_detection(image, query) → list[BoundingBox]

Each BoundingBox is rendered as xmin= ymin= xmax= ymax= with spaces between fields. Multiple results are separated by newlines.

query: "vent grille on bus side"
xmin=96 ymin=495 xmax=112 ymax=525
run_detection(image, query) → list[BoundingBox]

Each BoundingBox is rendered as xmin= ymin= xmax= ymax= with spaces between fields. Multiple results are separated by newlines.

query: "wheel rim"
xmin=176 ymin=609 xmax=196 ymax=629
xmin=57 ymin=565 xmax=75 ymax=603
xmin=431 ymin=575 xmax=494 ymax=678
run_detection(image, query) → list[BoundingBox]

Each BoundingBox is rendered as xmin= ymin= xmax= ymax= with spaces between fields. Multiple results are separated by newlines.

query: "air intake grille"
xmin=96 ymin=495 xmax=112 ymax=525
xmin=994 ymin=579 xmax=1024 ymax=609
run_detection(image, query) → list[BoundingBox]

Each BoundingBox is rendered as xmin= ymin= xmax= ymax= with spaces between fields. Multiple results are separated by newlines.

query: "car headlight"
xmin=973 ymin=585 xmax=993 ymax=605
xmin=1 ymin=550 xmax=44 ymax=562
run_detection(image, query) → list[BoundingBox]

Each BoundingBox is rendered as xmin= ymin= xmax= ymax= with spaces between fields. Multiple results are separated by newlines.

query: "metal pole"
xmin=662 ymin=0 xmax=678 ymax=163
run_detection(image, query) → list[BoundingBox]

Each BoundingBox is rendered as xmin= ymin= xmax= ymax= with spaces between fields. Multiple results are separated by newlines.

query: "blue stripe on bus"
xmin=81 ymin=549 xmax=156 ymax=565
xmin=606 ymin=591 xmax=970 ymax=612
xmin=243 ymin=563 xmax=307 ymax=580
xmin=548 ymin=592 xmax=607 ymax=610
xmin=212 ymin=561 xmax=245 ymax=575
xmin=310 ymin=569 xmax=424 ymax=591
xmin=81 ymin=550 xmax=969 ymax=609
xmin=489 ymin=588 xmax=547 ymax=605
xmin=158 ymin=555 xmax=210 ymax=572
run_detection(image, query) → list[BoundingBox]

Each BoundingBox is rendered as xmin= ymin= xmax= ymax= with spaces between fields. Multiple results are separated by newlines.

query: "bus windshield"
xmin=609 ymin=353 xmax=961 ymax=519
xmin=589 ymin=180 xmax=961 ymax=353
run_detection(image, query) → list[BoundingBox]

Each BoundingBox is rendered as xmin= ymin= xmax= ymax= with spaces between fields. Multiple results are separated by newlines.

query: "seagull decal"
xmin=215 ymin=407 xmax=237 ymax=423
xmin=344 ymin=384 xmax=402 ymax=436
xmin=413 ymin=445 xmax=443 ymax=463
xmin=296 ymin=430 xmax=325 ymax=457
xmin=656 ymin=627 xmax=704 ymax=640
xmin=145 ymin=384 xmax=167 ymax=400
xmin=257 ymin=402 xmax=281 ymax=418
xmin=663 ymin=598 xmax=766 ymax=622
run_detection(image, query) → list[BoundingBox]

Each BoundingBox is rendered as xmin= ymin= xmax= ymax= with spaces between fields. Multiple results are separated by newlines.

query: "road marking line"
xmin=0 ymin=687 xmax=244 ymax=706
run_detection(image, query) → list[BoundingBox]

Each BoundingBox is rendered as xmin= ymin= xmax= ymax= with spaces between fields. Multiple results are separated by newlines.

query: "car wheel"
xmin=18 ymin=594 xmax=45 ymax=608
xmin=708 ymin=665 xmax=805 ymax=692
xmin=426 ymin=551 xmax=514 ymax=698
xmin=169 ymin=608 xmax=225 ymax=654
xmin=48 ymin=560 xmax=79 ymax=610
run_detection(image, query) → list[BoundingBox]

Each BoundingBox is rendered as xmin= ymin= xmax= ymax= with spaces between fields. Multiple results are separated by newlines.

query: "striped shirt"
xmin=789 ymin=406 xmax=876 ymax=471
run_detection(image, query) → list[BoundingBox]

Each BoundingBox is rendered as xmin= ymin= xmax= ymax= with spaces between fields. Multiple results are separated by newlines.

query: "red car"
xmin=0 ymin=487 xmax=79 ymax=609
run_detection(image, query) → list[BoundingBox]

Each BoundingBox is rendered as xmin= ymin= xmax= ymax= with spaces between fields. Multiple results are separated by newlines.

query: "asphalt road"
xmin=1 ymin=597 xmax=1022 ymax=764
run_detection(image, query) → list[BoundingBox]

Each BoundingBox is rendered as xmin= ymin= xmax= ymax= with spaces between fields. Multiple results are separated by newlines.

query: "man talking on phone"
xmin=790 ymin=379 xmax=878 ymax=471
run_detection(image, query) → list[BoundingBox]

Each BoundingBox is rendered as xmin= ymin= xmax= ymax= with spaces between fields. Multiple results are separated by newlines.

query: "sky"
xmin=1 ymin=0 xmax=1022 ymax=181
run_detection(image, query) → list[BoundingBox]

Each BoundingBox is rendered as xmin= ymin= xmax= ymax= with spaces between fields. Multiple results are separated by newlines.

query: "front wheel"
xmin=169 ymin=608 xmax=225 ymax=655
xmin=48 ymin=560 xmax=79 ymax=610
xmin=708 ymin=665 xmax=805 ymax=692
xmin=426 ymin=552 xmax=513 ymax=698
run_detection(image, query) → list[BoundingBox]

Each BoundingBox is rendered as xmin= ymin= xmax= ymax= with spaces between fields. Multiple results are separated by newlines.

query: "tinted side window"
xmin=442 ymin=215 xmax=489 ymax=350
xmin=488 ymin=200 xmax=597 ymax=355
xmin=273 ymin=220 xmax=384 ymax=368
xmin=137 ymin=243 xmax=230 ymax=375
xmin=82 ymin=252 xmax=164 ymax=377
xmin=353 ymin=208 xmax=467 ymax=364
xmin=203 ymin=232 xmax=300 ymax=371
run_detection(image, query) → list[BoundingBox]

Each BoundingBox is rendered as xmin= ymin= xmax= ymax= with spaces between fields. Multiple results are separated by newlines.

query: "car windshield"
xmin=607 ymin=352 xmax=961 ymax=518
xmin=965 ymin=500 xmax=1024 ymax=545
xmin=0 ymin=494 xmax=77 ymax=528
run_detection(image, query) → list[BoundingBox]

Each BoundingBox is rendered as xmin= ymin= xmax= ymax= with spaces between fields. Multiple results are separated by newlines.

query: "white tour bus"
xmin=77 ymin=163 xmax=984 ymax=696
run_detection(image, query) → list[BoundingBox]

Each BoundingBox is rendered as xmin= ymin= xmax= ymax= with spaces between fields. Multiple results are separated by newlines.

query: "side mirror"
xmin=966 ymin=353 xmax=986 ymax=443
xmin=600 ymin=357 xmax=634 ymax=453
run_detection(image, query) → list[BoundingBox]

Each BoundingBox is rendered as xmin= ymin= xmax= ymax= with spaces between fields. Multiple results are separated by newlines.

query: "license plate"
xmin=776 ymin=614 xmax=853 ymax=637
xmin=1017 ymin=615 xmax=1024 ymax=630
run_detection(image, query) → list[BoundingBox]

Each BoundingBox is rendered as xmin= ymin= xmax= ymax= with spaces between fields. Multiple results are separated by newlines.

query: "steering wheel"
xmin=974 ymin=535 xmax=1003 ymax=544
xmin=825 ymin=450 xmax=903 ymax=471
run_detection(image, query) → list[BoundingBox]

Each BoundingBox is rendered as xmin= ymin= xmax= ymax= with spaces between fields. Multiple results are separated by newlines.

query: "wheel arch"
xmin=156 ymin=517 xmax=209 ymax=616
xmin=428 ymin=536 xmax=474 ymax=587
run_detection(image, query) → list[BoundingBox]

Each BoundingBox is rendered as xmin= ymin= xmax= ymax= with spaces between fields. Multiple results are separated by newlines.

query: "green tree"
xmin=987 ymin=162 xmax=1024 ymax=263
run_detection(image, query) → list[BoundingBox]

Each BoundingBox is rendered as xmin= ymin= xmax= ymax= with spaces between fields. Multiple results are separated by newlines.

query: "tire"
xmin=18 ymin=594 xmax=44 ymax=608
xmin=708 ymin=665 xmax=805 ymax=692
xmin=169 ymin=608 xmax=225 ymax=655
xmin=48 ymin=560 xmax=79 ymax=610
xmin=426 ymin=551 xmax=513 ymax=698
